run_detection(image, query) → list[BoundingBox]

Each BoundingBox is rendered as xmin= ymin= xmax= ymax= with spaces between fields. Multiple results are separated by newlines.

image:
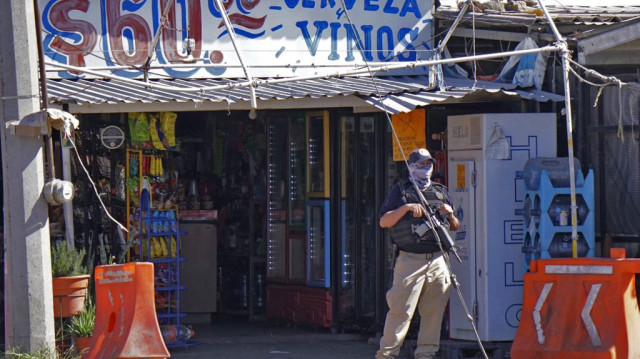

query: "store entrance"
xmin=67 ymin=109 xmax=392 ymax=333
xmin=174 ymin=112 xmax=267 ymax=320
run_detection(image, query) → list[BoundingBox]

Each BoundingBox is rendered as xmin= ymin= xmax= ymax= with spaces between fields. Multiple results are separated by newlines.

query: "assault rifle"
xmin=409 ymin=181 xmax=462 ymax=263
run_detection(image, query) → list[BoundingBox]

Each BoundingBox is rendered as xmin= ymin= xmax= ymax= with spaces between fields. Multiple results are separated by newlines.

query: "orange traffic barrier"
xmin=84 ymin=263 xmax=170 ymax=359
xmin=511 ymin=248 xmax=640 ymax=358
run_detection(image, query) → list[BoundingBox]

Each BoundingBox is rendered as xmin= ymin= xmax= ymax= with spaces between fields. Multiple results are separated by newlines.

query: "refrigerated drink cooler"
xmin=446 ymin=113 xmax=556 ymax=341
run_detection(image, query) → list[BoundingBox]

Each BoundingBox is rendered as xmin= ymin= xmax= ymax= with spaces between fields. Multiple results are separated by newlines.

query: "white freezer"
xmin=446 ymin=113 xmax=557 ymax=341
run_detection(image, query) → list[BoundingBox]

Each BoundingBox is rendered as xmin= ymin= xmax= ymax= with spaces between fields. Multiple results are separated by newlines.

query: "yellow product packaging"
xmin=160 ymin=112 xmax=177 ymax=147
xmin=160 ymin=237 xmax=169 ymax=257
xmin=170 ymin=236 xmax=177 ymax=257
xmin=152 ymin=237 xmax=163 ymax=258
xmin=148 ymin=113 xmax=166 ymax=150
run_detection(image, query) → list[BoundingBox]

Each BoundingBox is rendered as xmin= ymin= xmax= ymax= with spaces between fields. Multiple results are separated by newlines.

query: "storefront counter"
xmin=179 ymin=221 xmax=217 ymax=321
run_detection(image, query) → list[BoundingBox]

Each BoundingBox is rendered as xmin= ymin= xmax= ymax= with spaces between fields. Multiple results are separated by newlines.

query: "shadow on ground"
xmin=168 ymin=315 xmax=379 ymax=359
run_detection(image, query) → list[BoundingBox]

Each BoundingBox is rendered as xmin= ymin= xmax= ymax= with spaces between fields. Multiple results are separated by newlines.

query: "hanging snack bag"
xmin=159 ymin=112 xmax=177 ymax=148
xmin=128 ymin=112 xmax=151 ymax=145
xmin=148 ymin=113 xmax=166 ymax=150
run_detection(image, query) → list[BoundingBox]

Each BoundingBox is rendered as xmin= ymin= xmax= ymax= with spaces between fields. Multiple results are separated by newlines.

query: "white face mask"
xmin=409 ymin=162 xmax=433 ymax=190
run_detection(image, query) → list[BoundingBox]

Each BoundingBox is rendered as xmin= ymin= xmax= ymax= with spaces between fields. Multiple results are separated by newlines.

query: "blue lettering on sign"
xmin=505 ymin=304 xmax=521 ymax=328
xmin=296 ymin=21 xmax=329 ymax=56
xmin=298 ymin=19 xmax=420 ymax=61
xmin=360 ymin=25 xmax=374 ymax=61
xmin=285 ymin=0 xmax=421 ymax=17
xmin=364 ymin=0 xmax=379 ymax=11
xmin=399 ymin=0 xmax=420 ymax=17
xmin=45 ymin=0 xmax=428 ymax=78
xmin=383 ymin=0 xmax=399 ymax=14
xmin=329 ymin=22 xmax=341 ymax=60
xmin=344 ymin=25 xmax=357 ymax=61
xmin=396 ymin=27 xmax=417 ymax=61
xmin=377 ymin=26 xmax=393 ymax=60
xmin=302 ymin=0 xmax=316 ymax=8
xmin=328 ymin=24 xmax=358 ymax=61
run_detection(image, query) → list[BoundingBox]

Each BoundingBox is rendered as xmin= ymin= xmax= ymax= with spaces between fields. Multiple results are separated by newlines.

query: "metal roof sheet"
xmin=46 ymin=76 xmax=433 ymax=106
xmin=435 ymin=4 xmax=640 ymax=26
xmin=362 ymin=78 xmax=565 ymax=114
xmin=46 ymin=76 xmax=562 ymax=114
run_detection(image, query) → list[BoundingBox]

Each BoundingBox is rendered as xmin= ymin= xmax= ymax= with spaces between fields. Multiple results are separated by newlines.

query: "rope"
xmin=564 ymin=58 xmax=638 ymax=143
xmin=618 ymin=82 xmax=624 ymax=142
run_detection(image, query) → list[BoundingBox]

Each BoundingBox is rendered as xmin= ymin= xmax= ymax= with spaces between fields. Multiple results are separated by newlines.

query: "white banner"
xmin=41 ymin=0 xmax=435 ymax=79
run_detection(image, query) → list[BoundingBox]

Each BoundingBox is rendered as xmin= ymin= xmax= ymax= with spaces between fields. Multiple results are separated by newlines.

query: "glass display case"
xmin=288 ymin=117 xmax=307 ymax=282
xmin=307 ymin=200 xmax=330 ymax=287
xmin=267 ymin=117 xmax=287 ymax=280
xmin=306 ymin=111 xmax=330 ymax=197
xmin=289 ymin=117 xmax=306 ymax=229
xmin=266 ymin=115 xmax=307 ymax=283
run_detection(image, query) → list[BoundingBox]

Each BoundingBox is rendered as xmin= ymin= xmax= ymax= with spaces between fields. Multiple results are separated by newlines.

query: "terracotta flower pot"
xmin=74 ymin=336 xmax=91 ymax=352
xmin=52 ymin=274 xmax=90 ymax=318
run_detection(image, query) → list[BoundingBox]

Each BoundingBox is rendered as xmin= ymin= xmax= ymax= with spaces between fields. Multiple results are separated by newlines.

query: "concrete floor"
xmin=167 ymin=315 xmax=379 ymax=359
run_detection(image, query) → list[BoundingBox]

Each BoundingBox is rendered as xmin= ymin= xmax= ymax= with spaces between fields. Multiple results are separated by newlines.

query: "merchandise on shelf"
xmin=139 ymin=188 xmax=195 ymax=348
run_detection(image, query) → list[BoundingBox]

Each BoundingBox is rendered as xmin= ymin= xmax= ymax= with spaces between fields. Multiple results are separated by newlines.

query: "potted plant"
xmin=67 ymin=303 xmax=95 ymax=353
xmin=51 ymin=241 xmax=90 ymax=318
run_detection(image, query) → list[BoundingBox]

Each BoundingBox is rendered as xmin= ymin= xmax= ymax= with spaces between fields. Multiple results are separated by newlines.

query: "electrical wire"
xmin=66 ymin=130 xmax=127 ymax=233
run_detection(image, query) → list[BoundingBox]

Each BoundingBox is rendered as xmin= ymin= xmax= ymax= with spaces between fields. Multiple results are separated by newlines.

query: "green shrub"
xmin=51 ymin=241 xmax=87 ymax=277
xmin=3 ymin=345 xmax=81 ymax=359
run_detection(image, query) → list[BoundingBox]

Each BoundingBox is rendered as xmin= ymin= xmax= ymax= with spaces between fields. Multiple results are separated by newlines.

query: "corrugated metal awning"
xmin=46 ymin=76 xmax=431 ymax=106
xmin=46 ymin=75 xmax=562 ymax=114
xmin=361 ymin=78 xmax=564 ymax=114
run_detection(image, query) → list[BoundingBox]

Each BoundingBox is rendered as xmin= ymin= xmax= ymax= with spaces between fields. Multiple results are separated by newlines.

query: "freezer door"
xmin=447 ymin=160 xmax=478 ymax=340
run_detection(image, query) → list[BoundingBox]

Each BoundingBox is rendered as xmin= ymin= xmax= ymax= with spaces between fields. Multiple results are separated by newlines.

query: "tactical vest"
xmin=389 ymin=181 xmax=450 ymax=253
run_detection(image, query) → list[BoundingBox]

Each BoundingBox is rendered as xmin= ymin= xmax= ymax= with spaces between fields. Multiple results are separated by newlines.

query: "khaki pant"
xmin=376 ymin=251 xmax=452 ymax=359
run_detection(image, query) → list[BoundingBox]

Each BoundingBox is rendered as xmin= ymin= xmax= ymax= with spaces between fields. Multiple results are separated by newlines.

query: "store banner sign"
xmin=40 ymin=0 xmax=435 ymax=79
xmin=391 ymin=109 xmax=425 ymax=161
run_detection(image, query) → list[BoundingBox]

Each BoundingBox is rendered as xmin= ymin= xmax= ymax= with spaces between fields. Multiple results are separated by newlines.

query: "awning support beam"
xmin=213 ymin=0 xmax=257 ymax=115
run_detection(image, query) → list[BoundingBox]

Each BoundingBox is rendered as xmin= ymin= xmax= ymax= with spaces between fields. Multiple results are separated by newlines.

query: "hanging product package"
xmin=115 ymin=164 xmax=126 ymax=201
xmin=159 ymin=112 xmax=177 ymax=148
xmin=148 ymin=113 xmax=166 ymax=150
xmin=128 ymin=112 xmax=151 ymax=145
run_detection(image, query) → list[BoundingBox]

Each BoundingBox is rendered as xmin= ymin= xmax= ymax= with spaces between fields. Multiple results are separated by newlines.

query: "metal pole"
xmin=32 ymin=0 xmax=56 ymax=182
xmin=561 ymin=46 xmax=579 ymax=257
xmin=437 ymin=0 xmax=471 ymax=52
xmin=538 ymin=0 xmax=580 ymax=256
xmin=143 ymin=0 xmax=175 ymax=82
xmin=214 ymin=0 xmax=258 ymax=112
xmin=1 ymin=0 xmax=55 ymax=351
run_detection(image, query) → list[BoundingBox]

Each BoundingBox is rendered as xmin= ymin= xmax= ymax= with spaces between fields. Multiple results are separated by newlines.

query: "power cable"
xmin=66 ymin=129 xmax=127 ymax=233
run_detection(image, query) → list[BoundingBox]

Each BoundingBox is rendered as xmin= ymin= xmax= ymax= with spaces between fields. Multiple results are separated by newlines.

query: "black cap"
xmin=408 ymin=148 xmax=436 ymax=164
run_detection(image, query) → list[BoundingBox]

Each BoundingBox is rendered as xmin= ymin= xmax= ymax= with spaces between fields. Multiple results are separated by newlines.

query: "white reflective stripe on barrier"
xmin=534 ymin=282 xmax=553 ymax=344
xmin=545 ymin=265 xmax=613 ymax=275
xmin=581 ymin=283 xmax=602 ymax=347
